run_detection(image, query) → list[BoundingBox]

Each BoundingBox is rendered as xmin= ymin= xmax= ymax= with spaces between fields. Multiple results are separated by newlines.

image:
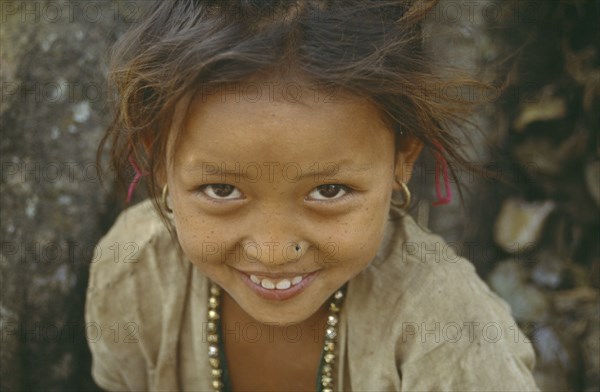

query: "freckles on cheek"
xmin=176 ymin=220 xmax=231 ymax=268
xmin=178 ymin=234 xmax=218 ymax=268
xmin=172 ymin=221 xmax=201 ymax=260
xmin=352 ymin=213 xmax=388 ymax=254
xmin=174 ymin=212 xmax=207 ymax=238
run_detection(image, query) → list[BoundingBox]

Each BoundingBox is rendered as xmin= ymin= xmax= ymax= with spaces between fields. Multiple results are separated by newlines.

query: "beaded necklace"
xmin=206 ymin=283 xmax=346 ymax=391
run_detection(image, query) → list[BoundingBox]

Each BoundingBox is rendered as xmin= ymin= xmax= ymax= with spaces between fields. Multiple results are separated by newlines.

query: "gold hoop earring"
xmin=391 ymin=180 xmax=411 ymax=210
xmin=161 ymin=184 xmax=173 ymax=213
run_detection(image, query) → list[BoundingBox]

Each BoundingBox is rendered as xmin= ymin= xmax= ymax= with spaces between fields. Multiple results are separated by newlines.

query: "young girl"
xmin=86 ymin=1 xmax=540 ymax=391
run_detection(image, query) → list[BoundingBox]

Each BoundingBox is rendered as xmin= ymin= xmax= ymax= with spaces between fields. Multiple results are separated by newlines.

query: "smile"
xmin=235 ymin=270 xmax=320 ymax=301
xmin=249 ymin=274 xmax=304 ymax=290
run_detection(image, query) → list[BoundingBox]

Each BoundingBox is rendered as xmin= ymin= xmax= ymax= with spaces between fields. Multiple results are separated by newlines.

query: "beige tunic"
xmin=85 ymin=200 xmax=539 ymax=391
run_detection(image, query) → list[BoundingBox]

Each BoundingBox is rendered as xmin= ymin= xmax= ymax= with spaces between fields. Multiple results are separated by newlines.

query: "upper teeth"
xmin=250 ymin=274 xmax=304 ymax=290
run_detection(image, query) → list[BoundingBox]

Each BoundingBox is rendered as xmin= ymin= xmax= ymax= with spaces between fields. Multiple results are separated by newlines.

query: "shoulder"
xmin=346 ymin=214 xmax=539 ymax=391
xmin=383 ymin=214 xmax=512 ymax=319
xmin=88 ymin=199 xmax=184 ymax=290
xmin=85 ymin=199 xmax=188 ymax=390
xmin=349 ymin=214 xmax=507 ymax=319
xmin=362 ymin=214 xmax=514 ymax=318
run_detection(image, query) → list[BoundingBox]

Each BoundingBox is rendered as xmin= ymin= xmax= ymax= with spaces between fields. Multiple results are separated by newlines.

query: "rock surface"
xmin=0 ymin=1 xmax=148 ymax=390
xmin=493 ymin=198 xmax=555 ymax=253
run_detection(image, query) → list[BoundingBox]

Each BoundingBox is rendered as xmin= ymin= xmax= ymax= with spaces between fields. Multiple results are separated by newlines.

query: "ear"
xmin=393 ymin=137 xmax=423 ymax=189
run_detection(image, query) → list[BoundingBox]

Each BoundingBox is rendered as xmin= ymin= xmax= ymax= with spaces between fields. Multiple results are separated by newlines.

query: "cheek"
xmin=172 ymin=211 xmax=225 ymax=267
xmin=327 ymin=199 xmax=390 ymax=270
xmin=326 ymin=226 xmax=385 ymax=279
xmin=173 ymin=221 xmax=204 ymax=265
xmin=354 ymin=188 xmax=392 ymax=235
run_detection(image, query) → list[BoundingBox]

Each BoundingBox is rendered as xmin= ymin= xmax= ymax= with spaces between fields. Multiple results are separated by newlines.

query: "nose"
xmin=240 ymin=208 xmax=305 ymax=266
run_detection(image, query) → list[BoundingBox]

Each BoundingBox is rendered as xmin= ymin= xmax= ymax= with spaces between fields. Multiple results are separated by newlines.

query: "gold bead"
xmin=324 ymin=341 xmax=335 ymax=352
xmin=322 ymin=364 xmax=332 ymax=373
xmin=207 ymin=322 xmax=217 ymax=333
xmin=327 ymin=315 xmax=338 ymax=326
xmin=209 ymin=358 xmax=220 ymax=368
xmin=334 ymin=290 xmax=343 ymax=300
xmin=329 ymin=303 xmax=340 ymax=313
xmin=211 ymin=368 xmax=222 ymax=377
xmin=212 ymin=379 xmax=223 ymax=389
xmin=323 ymin=388 xmax=333 ymax=392
xmin=207 ymin=334 xmax=218 ymax=343
xmin=321 ymin=375 xmax=333 ymax=385
xmin=324 ymin=353 xmax=335 ymax=363
xmin=208 ymin=309 xmax=219 ymax=320
xmin=210 ymin=285 xmax=221 ymax=296
xmin=208 ymin=345 xmax=219 ymax=357
xmin=209 ymin=296 xmax=219 ymax=309
xmin=325 ymin=326 xmax=337 ymax=340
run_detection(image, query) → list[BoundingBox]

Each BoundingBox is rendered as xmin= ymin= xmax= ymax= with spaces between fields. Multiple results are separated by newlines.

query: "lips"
xmin=235 ymin=269 xmax=320 ymax=301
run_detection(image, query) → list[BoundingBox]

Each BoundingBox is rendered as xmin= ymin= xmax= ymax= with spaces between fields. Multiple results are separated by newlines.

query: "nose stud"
xmin=294 ymin=244 xmax=301 ymax=252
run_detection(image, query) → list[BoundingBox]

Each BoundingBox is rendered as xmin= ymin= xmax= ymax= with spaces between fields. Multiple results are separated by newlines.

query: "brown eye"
xmin=212 ymin=184 xmax=234 ymax=197
xmin=307 ymin=184 xmax=349 ymax=201
xmin=318 ymin=184 xmax=341 ymax=198
xmin=201 ymin=184 xmax=242 ymax=200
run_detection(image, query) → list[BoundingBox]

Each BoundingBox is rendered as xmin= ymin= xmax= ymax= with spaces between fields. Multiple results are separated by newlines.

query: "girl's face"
xmin=166 ymin=80 xmax=420 ymax=325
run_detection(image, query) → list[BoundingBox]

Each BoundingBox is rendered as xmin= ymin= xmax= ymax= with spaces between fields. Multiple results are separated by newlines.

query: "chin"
xmin=242 ymin=302 xmax=318 ymax=326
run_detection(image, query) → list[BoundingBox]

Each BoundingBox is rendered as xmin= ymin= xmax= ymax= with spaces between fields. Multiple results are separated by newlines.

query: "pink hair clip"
xmin=431 ymin=140 xmax=452 ymax=206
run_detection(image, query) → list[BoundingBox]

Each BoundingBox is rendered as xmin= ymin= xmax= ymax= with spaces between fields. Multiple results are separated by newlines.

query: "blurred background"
xmin=1 ymin=1 xmax=598 ymax=390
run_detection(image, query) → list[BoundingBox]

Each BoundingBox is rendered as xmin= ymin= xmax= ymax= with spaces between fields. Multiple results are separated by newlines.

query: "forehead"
xmin=169 ymin=78 xmax=395 ymax=169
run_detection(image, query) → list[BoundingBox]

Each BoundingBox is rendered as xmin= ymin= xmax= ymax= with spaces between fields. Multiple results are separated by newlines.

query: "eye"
xmin=200 ymin=184 xmax=243 ymax=200
xmin=307 ymin=184 xmax=350 ymax=201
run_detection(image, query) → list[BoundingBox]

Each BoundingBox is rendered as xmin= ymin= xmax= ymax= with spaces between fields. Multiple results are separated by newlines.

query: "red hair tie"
xmin=431 ymin=140 xmax=452 ymax=206
xmin=126 ymin=155 xmax=148 ymax=203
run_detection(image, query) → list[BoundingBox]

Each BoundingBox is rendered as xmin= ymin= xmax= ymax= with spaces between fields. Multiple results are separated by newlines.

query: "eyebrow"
xmin=180 ymin=160 xmax=372 ymax=181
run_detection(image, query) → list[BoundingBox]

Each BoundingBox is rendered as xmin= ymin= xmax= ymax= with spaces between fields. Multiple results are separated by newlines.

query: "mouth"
xmin=234 ymin=269 xmax=320 ymax=301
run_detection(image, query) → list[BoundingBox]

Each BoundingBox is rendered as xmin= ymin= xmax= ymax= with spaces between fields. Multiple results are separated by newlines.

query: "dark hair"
xmin=99 ymin=0 xmax=485 ymax=224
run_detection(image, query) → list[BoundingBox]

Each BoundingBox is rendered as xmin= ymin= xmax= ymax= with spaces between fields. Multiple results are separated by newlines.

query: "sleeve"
xmin=396 ymin=257 xmax=540 ymax=391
